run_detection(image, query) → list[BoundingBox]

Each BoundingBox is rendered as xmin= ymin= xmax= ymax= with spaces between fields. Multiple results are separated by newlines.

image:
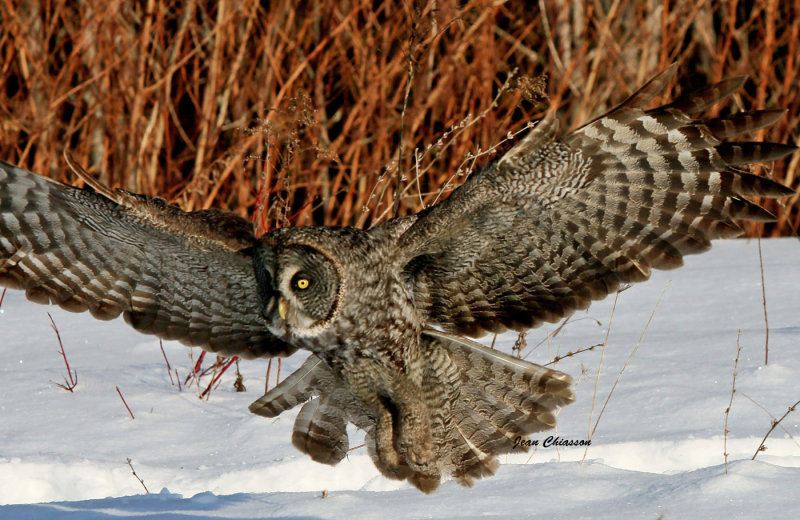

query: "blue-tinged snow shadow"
xmin=0 ymin=489 xmax=322 ymax=520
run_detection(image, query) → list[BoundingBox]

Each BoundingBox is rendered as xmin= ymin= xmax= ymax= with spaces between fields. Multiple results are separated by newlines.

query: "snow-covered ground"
xmin=0 ymin=238 xmax=798 ymax=519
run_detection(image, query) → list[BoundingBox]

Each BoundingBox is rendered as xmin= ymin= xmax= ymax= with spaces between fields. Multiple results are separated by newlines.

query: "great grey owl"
xmin=0 ymin=65 xmax=795 ymax=492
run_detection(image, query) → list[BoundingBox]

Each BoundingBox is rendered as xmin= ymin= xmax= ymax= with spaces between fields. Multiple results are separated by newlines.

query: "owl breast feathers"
xmin=0 ymin=64 xmax=795 ymax=492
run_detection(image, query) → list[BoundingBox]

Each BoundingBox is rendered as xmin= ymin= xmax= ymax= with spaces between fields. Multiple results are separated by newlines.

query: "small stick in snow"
xmin=581 ymin=291 xmax=621 ymax=465
xmin=0 ymin=287 xmax=6 ymax=309
xmin=264 ymin=358 xmax=282 ymax=393
xmin=757 ymin=238 xmax=769 ymax=365
xmin=200 ymin=355 xmax=239 ymax=399
xmin=582 ymin=282 xmax=669 ymax=464
xmin=264 ymin=358 xmax=273 ymax=393
xmin=737 ymin=391 xmax=800 ymax=448
xmin=48 ymin=313 xmax=77 ymax=392
xmin=752 ymin=398 xmax=800 ymax=460
xmin=184 ymin=350 xmax=207 ymax=388
xmin=126 ymin=458 xmax=149 ymax=494
xmin=116 ymin=386 xmax=135 ymax=419
xmin=159 ymin=340 xmax=175 ymax=386
xmin=724 ymin=331 xmax=743 ymax=474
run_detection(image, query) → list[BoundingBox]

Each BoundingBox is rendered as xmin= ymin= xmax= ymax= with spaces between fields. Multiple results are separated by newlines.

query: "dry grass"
xmin=0 ymin=0 xmax=797 ymax=235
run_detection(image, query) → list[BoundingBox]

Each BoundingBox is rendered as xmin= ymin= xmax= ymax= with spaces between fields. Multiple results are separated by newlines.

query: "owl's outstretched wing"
xmin=0 ymin=160 xmax=293 ymax=358
xmin=397 ymin=65 xmax=796 ymax=337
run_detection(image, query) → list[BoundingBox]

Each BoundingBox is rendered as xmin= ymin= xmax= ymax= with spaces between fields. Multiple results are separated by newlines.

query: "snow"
xmin=0 ymin=238 xmax=798 ymax=519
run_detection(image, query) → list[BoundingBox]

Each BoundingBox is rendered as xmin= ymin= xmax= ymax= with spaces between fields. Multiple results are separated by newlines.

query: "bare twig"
xmin=184 ymin=349 xmax=206 ymax=393
xmin=581 ymin=291 xmax=621 ymax=465
xmin=200 ymin=356 xmax=239 ymax=399
xmin=582 ymin=283 xmax=669 ymax=463
xmin=265 ymin=358 xmax=274 ymax=393
xmin=126 ymin=458 xmax=149 ymax=494
xmin=544 ymin=343 xmax=602 ymax=367
xmin=738 ymin=391 xmax=800 ymax=449
xmin=757 ymin=237 xmax=769 ymax=365
xmin=48 ymin=313 xmax=77 ymax=392
xmin=159 ymin=340 xmax=175 ymax=386
xmin=724 ymin=331 xmax=743 ymax=474
xmin=393 ymin=19 xmax=418 ymax=219
xmin=116 ymin=386 xmax=135 ymax=419
xmin=752 ymin=398 xmax=800 ymax=460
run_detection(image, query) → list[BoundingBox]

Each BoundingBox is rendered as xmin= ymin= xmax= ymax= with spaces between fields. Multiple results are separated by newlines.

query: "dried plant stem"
xmin=159 ymin=340 xmax=176 ymax=386
xmin=265 ymin=358 xmax=274 ymax=393
xmin=582 ymin=282 xmax=669 ymax=464
xmin=48 ymin=313 xmax=77 ymax=392
xmin=200 ymin=356 xmax=239 ymax=399
xmin=393 ymin=29 xmax=417 ymax=218
xmin=581 ymin=291 xmax=620 ymax=464
xmin=184 ymin=349 xmax=205 ymax=394
xmin=0 ymin=2 xmax=794 ymax=234
xmin=752 ymin=398 xmax=800 ymax=460
xmin=126 ymin=458 xmax=150 ymax=494
xmin=738 ymin=391 xmax=800 ymax=448
xmin=757 ymin=237 xmax=769 ymax=365
xmin=544 ymin=344 xmax=601 ymax=367
xmin=724 ymin=331 xmax=743 ymax=474
xmin=116 ymin=386 xmax=135 ymax=419
xmin=263 ymin=357 xmax=283 ymax=394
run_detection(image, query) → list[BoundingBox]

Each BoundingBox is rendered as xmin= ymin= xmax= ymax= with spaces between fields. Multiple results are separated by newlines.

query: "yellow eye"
xmin=294 ymin=277 xmax=310 ymax=290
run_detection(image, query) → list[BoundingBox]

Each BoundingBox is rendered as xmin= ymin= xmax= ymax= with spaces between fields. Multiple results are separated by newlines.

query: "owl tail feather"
xmin=249 ymin=355 xmax=372 ymax=466
xmin=422 ymin=330 xmax=575 ymax=488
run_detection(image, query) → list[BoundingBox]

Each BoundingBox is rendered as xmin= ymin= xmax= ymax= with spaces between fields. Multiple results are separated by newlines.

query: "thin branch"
xmin=544 ymin=343 xmax=601 ymax=366
xmin=581 ymin=291 xmax=621 ymax=465
xmin=752 ymin=398 xmax=800 ymax=460
xmin=126 ymin=458 xmax=149 ymax=494
xmin=757 ymin=237 xmax=769 ymax=365
xmin=116 ymin=386 xmax=135 ymax=419
xmin=159 ymin=340 xmax=175 ymax=386
xmin=200 ymin=356 xmax=239 ymax=399
xmin=738 ymin=391 xmax=800 ymax=449
xmin=265 ymin=358 xmax=273 ymax=393
xmin=724 ymin=331 xmax=743 ymax=474
xmin=583 ymin=282 xmax=669 ymax=463
xmin=48 ymin=313 xmax=77 ymax=392
xmin=393 ymin=14 xmax=418 ymax=219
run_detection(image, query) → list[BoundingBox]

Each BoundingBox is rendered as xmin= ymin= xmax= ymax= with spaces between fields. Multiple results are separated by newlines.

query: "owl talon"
xmin=373 ymin=412 xmax=404 ymax=476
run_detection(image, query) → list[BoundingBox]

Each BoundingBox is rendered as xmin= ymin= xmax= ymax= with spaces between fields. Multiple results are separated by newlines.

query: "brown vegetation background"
xmin=0 ymin=0 xmax=797 ymax=236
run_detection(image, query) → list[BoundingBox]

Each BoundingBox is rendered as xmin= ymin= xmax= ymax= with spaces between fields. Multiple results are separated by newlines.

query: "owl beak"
xmin=278 ymin=297 xmax=288 ymax=320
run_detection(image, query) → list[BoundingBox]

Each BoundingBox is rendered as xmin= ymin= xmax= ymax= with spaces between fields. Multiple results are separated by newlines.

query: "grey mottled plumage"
xmin=0 ymin=65 xmax=795 ymax=492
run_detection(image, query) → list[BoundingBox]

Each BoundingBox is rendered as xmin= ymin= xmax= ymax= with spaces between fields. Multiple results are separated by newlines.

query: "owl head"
xmin=253 ymin=233 xmax=343 ymax=340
